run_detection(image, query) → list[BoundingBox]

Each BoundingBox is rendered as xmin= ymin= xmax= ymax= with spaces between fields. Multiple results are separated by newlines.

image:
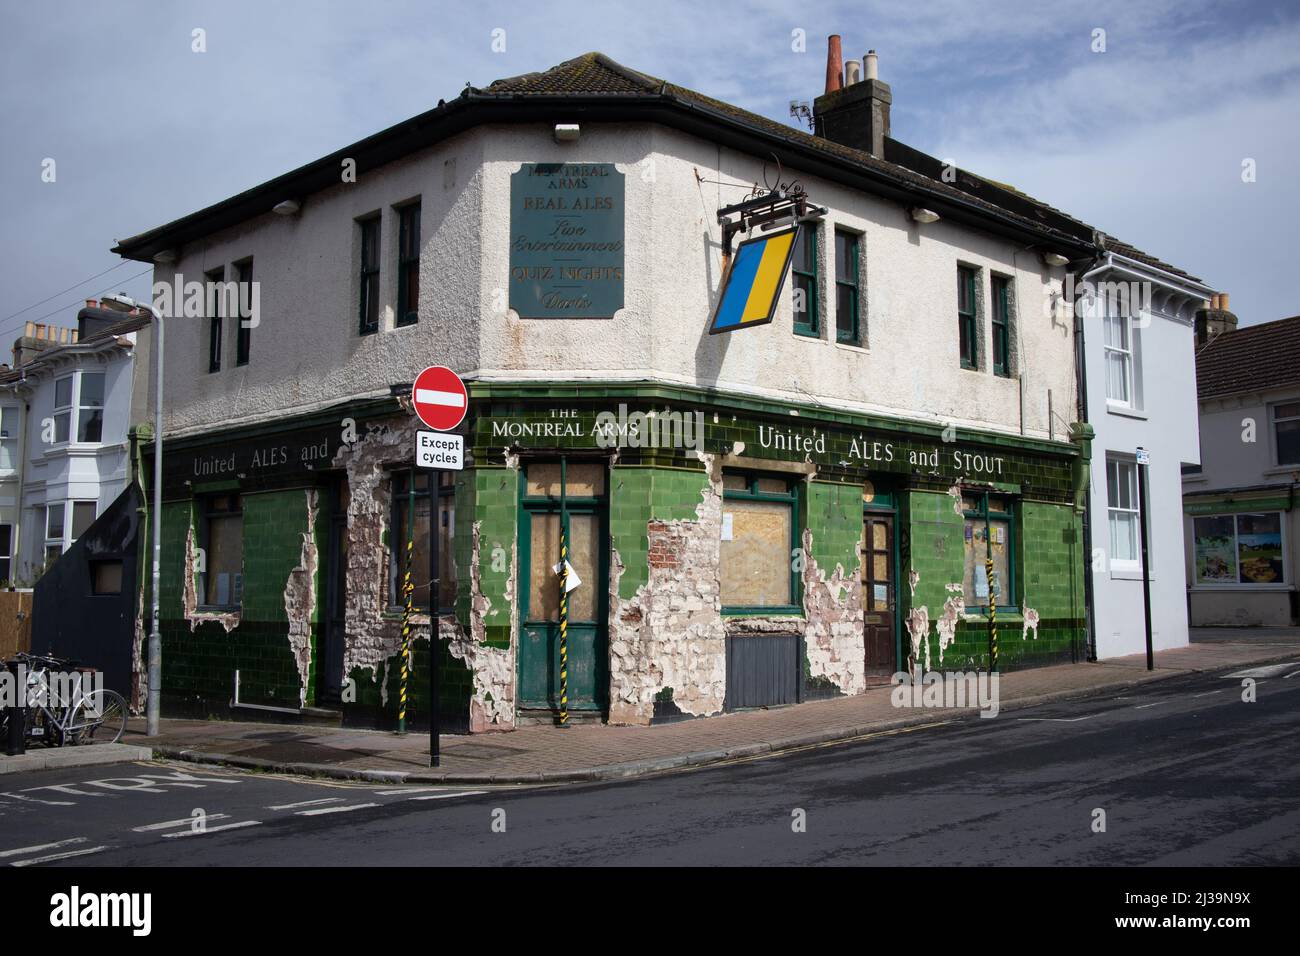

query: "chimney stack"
xmin=824 ymin=35 xmax=843 ymax=95
xmin=813 ymin=39 xmax=892 ymax=157
xmin=1195 ymin=292 xmax=1239 ymax=347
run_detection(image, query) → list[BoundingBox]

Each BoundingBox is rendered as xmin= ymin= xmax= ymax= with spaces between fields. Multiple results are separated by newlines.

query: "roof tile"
xmin=1196 ymin=315 xmax=1300 ymax=399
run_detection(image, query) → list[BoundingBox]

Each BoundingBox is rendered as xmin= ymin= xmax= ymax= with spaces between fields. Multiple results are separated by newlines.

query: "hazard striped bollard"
xmin=558 ymin=528 xmax=570 ymax=727
xmin=397 ymin=535 xmax=413 ymax=734
xmin=985 ymin=557 xmax=998 ymax=673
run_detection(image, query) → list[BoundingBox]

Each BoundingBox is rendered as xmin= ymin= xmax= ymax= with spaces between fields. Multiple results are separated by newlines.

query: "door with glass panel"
xmin=518 ymin=461 xmax=608 ymax=717
xmin=862 ymin=513 xmax=895 ymax=675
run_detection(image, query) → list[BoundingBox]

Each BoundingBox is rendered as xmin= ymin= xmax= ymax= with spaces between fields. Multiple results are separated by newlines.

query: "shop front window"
xmin=721 ymin=473 xmax=799 ymax=612
xmin=961 ymin=491 xmax=1015 ymax=611
xmin=1193 ymin=512 xmax=1284 ymax=585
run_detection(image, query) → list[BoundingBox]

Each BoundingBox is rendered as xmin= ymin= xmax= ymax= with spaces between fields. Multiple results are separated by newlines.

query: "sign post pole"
xmin=430 ymin=474 xmax=440 ymax=766
xmin=409 ymin=365 xmax=468 ymax=768
xmin=1137 ymin=447 xmax=1154 ymax=671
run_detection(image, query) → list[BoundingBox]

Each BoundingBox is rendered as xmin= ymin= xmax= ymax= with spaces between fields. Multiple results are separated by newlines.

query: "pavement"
xmin=0 ymin=743 xmax=153 ymax=776
xmin=126 ymin=631 xmax=1300 ymax=785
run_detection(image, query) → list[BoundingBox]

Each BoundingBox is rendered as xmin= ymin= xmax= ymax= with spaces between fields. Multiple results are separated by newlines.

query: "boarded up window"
xmin=722 ymin=499 xmax=792 ymax=608
xmin=526 ymin=463 xmax=605 ymax=497
xmin=529 ymin=513 xmax=561 ymax=620
xmin=203 ymin=494 xmax=243 ymax=608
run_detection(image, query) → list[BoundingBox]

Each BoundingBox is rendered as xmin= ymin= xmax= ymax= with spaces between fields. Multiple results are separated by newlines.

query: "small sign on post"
xmin=417 ymin=431 xmax=463 ymax=470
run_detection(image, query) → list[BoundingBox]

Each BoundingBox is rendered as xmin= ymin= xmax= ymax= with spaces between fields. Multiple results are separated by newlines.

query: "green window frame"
xmin=991 ymin=275 xmax=1011 ymax=377
xmin=792 ymin=225 xmax=818 ymax=337
xmin=961 ymin=490 xmax=1016 ymax=613
xmin=358 ymin=215 xmax=381 ymax=336
xmin=196 ymin=493 xmax=243 ymax=611
xmin=396 ymin=202 xmax=420 ymax=327
xmin=958 ymin=265 xmax=977 ymax=370
xmin=721 ymin=471 xmax=802 ymax=615
xmin=389 ymin=470 xmax=456 ymax=613
xmin=835 ymin=229 xmax=860 ymax=344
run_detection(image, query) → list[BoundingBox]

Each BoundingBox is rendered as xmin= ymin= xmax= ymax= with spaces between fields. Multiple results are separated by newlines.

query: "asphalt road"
xmin=2 ymin=660 xmax=1297 ymax=866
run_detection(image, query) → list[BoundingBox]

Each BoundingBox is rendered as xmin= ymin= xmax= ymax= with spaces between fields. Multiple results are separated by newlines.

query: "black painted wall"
xmin=32 ymin=484 xmax=141 ymax=698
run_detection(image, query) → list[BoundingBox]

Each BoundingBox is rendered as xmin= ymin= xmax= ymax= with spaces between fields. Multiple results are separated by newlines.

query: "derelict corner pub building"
xmin=123 ymin=57 xmax=1092 ymax=733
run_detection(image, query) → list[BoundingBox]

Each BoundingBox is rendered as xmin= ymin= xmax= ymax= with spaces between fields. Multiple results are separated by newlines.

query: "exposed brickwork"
xmin=608 ymin=460 xmax=724 ymax=724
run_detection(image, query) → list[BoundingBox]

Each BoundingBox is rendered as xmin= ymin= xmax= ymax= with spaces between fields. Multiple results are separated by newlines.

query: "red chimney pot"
xmin=825 ymin=35 xmax=843 ymax=95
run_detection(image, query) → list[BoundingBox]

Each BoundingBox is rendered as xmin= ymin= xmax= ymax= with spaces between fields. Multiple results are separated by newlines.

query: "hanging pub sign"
xmin=509 ymin=162 xmax=625 ymax=319
xmin=708 ymin=227 xmax=799 ymax=334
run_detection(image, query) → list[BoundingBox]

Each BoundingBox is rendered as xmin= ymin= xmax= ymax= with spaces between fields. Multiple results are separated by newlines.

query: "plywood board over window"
xmin=721 ymin=472 xmax=799 ymax=612
xmin=722 ymin=500 xmax=792 ymax=607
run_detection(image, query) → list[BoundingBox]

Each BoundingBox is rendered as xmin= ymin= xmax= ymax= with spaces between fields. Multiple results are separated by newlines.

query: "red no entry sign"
xmin=412 ymin=366 xmax=467 ymax=431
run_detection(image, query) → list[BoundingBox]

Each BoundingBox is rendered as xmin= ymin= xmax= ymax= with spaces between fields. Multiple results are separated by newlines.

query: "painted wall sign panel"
xmin=709 ymin=228 xmax=798 ymax=334
xmin=509 ymin=163 xmax=625 ymax=319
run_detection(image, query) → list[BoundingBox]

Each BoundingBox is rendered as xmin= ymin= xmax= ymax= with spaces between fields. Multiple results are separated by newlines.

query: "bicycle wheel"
xmin=67 ymin=690 xmax=128 ymax=745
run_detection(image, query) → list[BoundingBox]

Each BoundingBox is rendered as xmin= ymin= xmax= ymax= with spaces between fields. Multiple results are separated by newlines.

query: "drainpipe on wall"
xmin=1072 ymin=241 xmax=1108 ymax=663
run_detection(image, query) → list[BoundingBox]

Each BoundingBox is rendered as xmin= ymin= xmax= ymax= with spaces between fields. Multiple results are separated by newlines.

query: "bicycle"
xmin=1 ymin=652 xmax=127 ymax=747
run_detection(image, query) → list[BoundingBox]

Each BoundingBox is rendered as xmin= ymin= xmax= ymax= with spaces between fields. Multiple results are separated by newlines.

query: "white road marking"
xmin=1016 ymin=716 xmax=1094 ymax=722
xmin=1134 ymin=701 xmax=1167 ymax=709
xmin=0 ymin=837 xmax=85 ymax=859
xmin=1284 ymin=670 xmax=1300 ymax=680
xmin=1192 ymin=689 xmax=1226 ymax=698
xmin=297 ymin=802 xmax=379 ymax=816
xmin=266 ymin=797 xmax=344 ymax=811
xmin=133 ymin=814 xmax=230 ymax=832
xmin=373 ymin=788 xmax=451 ymax=796
xmin=411 ymin=790 xmax=488 ymax=801
xmin=10 ymin=846 xmax=110 ymax=867
xmin=1225 ymin=663 xmax=1297 ymax=679
xmin=0 ymin=791 xmax=75 ymax=807
xmin=415 ymin=388 xmax=464 ymax=408
xmin=161 ymin=820 xmax=261 ymax=839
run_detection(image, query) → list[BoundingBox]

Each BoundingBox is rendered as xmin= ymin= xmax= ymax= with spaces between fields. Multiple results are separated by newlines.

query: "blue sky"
xmin=2 ymin=0 xmax=1297 ymax=343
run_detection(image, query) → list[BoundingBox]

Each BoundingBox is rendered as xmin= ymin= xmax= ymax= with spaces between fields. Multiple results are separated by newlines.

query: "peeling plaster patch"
xmin=337 ymin=418 xmax=424 ymax=694
xmin=908 ymin=568 xmax=919 ymax=598
xmin=446 ymin=518 xmax=516 ymax=731
xmin=132 ymin=561 xmax=146 ymax=713
xmin=608 ymin=463 xmax=725 ymax=724
xmin=1022 ymin=606 xmax=1040 ymax=640
xmin=906 ymin=606 xmax=930 ymax=671
xmin=935 ymin=595 xmax=964 ymax=664
xmin=947 ymin=482 xmax=964 ymax=516
xmin=283 ymin=489 xmax=320 ymax=708
xmin=801 ymin=527 xmax=866 ymax=696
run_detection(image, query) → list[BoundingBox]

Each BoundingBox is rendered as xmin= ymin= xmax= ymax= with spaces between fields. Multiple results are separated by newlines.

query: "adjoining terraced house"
xmin=105 ymin=40 xmax=1200 ymax=731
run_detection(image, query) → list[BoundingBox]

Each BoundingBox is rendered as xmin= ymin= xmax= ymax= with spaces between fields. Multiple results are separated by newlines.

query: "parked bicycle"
xmin=0 ymin=652 xmax=127 ymax=747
